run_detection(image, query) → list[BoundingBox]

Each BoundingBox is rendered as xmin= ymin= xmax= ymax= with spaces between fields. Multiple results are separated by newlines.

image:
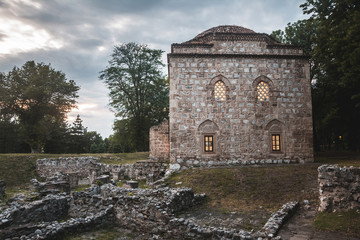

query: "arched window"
xmin=257 ymin=81 xmax=269 ymax=101
xmin=214 ymin=81 xmax=226 ymax=101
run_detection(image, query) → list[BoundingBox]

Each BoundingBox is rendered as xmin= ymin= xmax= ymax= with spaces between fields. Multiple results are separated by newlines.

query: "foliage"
xmin=100 ymin=42 xmax=169 ymax=152
xmin=271 ymin=0 xmax=360 ymax=151
xmin=301 ymin=0 xmax=360 ymax=151
xmin=0 ymin=61 xmax=79 ymax=153
xmin=0 ymin=114 xmax=29 ymax=153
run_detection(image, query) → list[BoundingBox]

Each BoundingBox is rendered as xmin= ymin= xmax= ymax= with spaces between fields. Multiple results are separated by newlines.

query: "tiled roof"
xmin=187 ymin=25 xmax=256 ymax=43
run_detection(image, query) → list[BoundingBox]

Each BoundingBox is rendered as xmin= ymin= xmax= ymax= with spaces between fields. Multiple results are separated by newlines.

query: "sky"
xmin=0 ymin=0 xmax=307 ymax=138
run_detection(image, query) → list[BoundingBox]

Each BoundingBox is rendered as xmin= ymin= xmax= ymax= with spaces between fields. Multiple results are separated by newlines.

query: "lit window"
xmin=204 ymin=135 xmax=214 ymax=152
xmin=214 ymin=81 xmax=226 ymax=101
xmin=257 ymin=81 xmax=269 ymax=101
xmin=272 ymin=134 xmax=281 ymax=151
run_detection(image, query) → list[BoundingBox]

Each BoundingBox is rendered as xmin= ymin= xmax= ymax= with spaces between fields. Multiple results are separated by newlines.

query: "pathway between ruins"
xmin=278 ymin=204 xmax=359 ymax=240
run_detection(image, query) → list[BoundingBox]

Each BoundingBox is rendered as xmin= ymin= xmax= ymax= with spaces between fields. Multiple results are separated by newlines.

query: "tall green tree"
xmin=272 ymin=0 xmax=360 ymax=150
xmin=301 ymin=0 xmax=360 ymax=150
xmin=100 ymin=42 xmax=169 ymax=151
xmin=0 ymin=61 xmax=79 ymax=153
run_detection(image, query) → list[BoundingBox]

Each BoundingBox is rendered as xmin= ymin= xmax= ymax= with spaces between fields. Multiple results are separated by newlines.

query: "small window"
xmin=257 ymin=81 xmax=269 ymax=101
xmin=214 ymin=81 xmax=226 ymax=101
xmin=272 ymin=134 xmax=281 ymax=151
xmin=204 ymin=135 xmax=214 ymax=152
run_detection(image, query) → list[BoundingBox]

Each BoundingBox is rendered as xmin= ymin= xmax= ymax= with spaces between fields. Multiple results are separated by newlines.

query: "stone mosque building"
xmin=149 ymin=25 xmax=313 ymax=170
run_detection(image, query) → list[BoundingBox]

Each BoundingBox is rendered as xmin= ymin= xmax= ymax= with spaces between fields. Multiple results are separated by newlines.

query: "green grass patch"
xmin=314 ymin=210 xmax=360 ymax=237
xmin=99 ymin=152 xmax=149 ymax=165
xmin=315 ymin=151 xmax=360 ymax=167
xmin=166 ymin=164 xmax=320 ymax=212
xmin=72 ymin=184 xmax=91 ymax=192
xmin=64 ymin=225 xmax=138 ymax=240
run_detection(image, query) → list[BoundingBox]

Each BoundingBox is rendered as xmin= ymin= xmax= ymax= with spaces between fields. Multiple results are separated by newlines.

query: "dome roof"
xmin=187 ymin=25 xmax=256 ymax=43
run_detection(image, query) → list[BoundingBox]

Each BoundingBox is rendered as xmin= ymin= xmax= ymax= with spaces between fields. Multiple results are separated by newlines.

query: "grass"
xmin=315 ymin=151 xmax=360 ymax=167
xmin=64 ymin=225 xmax=140 ymax=240
xmin=313 ymin=210 xmax=360 ymax=237
xmin=1 ymin=151 xmax=359 ymax=236
xmin=166 ymin=164 xmax=319 ymax=212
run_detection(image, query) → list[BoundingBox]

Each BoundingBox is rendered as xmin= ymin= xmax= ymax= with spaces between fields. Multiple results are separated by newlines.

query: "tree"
xmin=100 ymin=42 xmax=169 ymax=151
xmin=301 ymin=0 xmax=360 ymax=150
xmin=0 ymin=61 xmax=79 ymax=152
xmin=272 ymin=0 xmax=360 ymax=151
xmin=68 ymin=114 xmax=87 ymax=153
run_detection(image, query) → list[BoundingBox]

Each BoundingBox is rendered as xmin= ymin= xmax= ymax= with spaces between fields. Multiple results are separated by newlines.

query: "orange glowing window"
xmin=204 ymin=135 xmax=214 ymax=152
xmin=257 ymin=81 xmax=269 ymax=101
xmin=272 ymin=134 xmax=281 ymax=151
xmin=214 ymin=81 xmax=226 ymax=101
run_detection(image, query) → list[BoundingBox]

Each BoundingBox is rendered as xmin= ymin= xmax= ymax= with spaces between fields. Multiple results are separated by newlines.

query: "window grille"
xmin=257 ymin=81 xmax=269 ymax=101
xmin=272 ymin=134 xmax=281 ymax=151
xmin=214 ymin=81 xmax=226 ymax=101
xmin=204 ymin=135 xmax=214 ymax=152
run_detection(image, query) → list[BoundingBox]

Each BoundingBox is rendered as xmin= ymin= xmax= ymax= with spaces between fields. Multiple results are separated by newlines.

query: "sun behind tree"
xmin=0 ymin=61 xmax=79 ymax=153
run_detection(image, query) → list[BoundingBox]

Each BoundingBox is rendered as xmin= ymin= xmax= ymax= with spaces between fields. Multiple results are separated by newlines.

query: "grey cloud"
xmin=0 ymin=0 xmax=306 ymax=136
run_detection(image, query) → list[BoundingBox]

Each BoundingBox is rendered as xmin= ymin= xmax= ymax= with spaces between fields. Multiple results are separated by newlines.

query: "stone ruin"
xmin=36 ymin=157 xmax=168 ymax=186
xmin=0 ymin=181 xmax=299 ymax=240
xmin=0 ymin=156 xmax=305 ymax=239
xmin=318 ymin=164 xmax=360 ymax=212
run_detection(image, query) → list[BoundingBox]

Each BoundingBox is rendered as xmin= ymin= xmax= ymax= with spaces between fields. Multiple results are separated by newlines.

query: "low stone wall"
xmin=37 ymin=157 xmax=168 ymax=185
xmin=149 ymin=120 xmax=170 ymax=161
xmin=0 ymin=194 xmax=70 ymax=228
xmin=0 ymin=184 xmax=298 ymax=239
xmin=318 ymin=164 xmax=360 ymax=212
xmin=96 ymin=161 xmax=168 ymax=183
xmin=170 ymin=158 xmax=299 ymax=171
xmin=37 ymin=157 xmax=100 ymax=179
xmin=0 ymin=180 xmax=5 ymax=197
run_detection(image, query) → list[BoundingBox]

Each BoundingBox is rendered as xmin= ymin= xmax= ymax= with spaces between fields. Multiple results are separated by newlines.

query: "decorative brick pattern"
xmin=166 ymin=25 xmax=313 ymax=169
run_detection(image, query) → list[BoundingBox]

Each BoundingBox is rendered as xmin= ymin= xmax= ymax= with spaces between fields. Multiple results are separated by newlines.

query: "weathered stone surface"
xmin=30 ymin=173 xmax=74 ymax=196
xmin=37 ymin=156 xmax=100 ymax=179
xmin=149 ymin=119 xmax=170 ymax=161
xmin=0 ymin=183 xmax=297 ymax=239
xmin=37 ymin=157 xmax=168 ymax=186
xmin=163 ymin=25 xmax=314 ymax=169
xmin=318 ymin=164 xmax=360 ymax=212
xmin=0 ymin=193 xmax=70 ymax=228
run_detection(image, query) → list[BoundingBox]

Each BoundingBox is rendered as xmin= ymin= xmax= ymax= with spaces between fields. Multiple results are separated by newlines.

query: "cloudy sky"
xmin=0 ymin=0 xmax=307 ymax=137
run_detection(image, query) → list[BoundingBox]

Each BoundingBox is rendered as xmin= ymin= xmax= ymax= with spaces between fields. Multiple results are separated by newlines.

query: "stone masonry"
xmin=162 ymin=25 xmax=314 ymax=169
xmin=0 ymin=183 xmax=298 ymax=239
xmin=318 ymin=164 xmax=360 ymax=212
xmin=149 ymin=119 xmax=170 ymax=161
xmin=37 ymin=157 xmax=168 ymax=185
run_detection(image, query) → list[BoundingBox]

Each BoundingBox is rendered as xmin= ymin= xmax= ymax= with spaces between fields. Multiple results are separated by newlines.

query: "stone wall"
xmin=0 ymin=180 xmax=5 ymax=197
xmin=97 ymin=161 xmax=168 ymax=183
xmin=37 ymin=157 xmax=168 ymax=185
xmin=0 ymin=194 xmax=70 ymax=228
xmin=318 ymin=164 xmax=360 ymax=212
xmin=149 ymin=120 xmax=170 ymax=161
xmin=37 ymin=157 xmax=100 ymax=179
xmin=167 ymin=26 xmax=314 ymax=170
xmin=0 ymin=183 xmax=298 ymax=239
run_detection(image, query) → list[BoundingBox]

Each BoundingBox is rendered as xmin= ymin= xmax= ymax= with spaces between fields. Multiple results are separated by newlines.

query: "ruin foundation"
xmin=318 ymin=164 xmax=360 ymax=212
